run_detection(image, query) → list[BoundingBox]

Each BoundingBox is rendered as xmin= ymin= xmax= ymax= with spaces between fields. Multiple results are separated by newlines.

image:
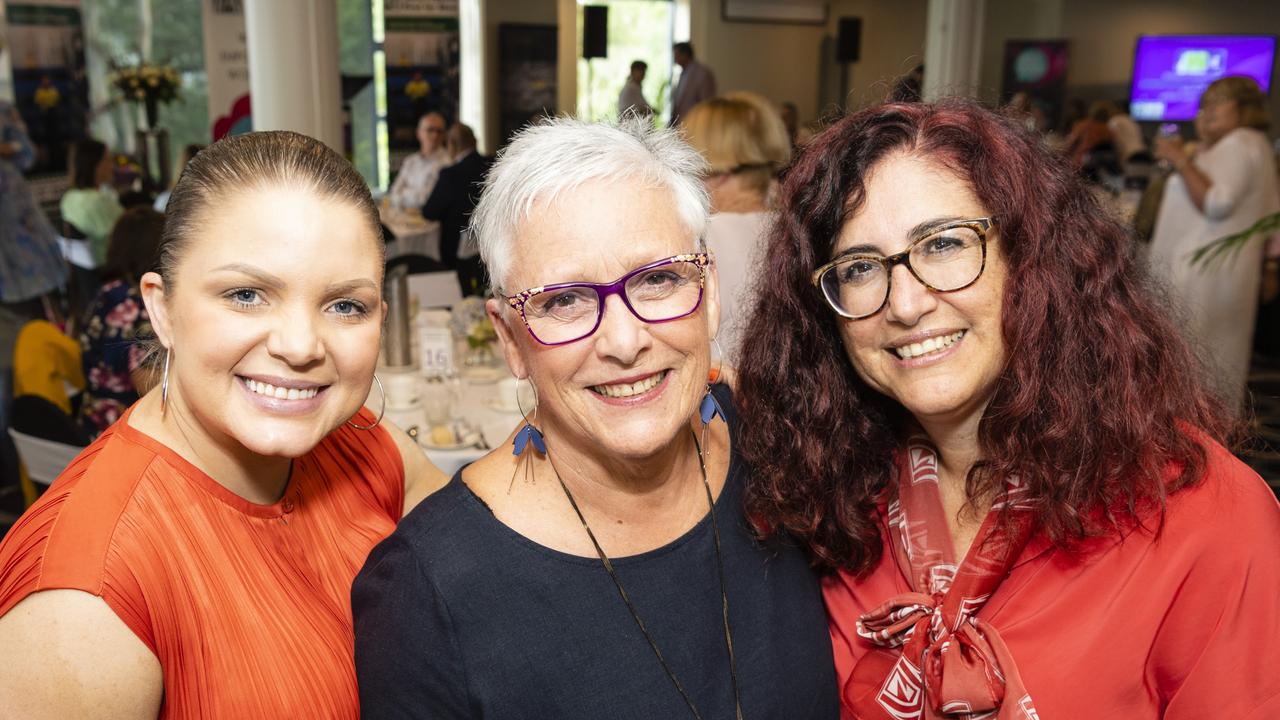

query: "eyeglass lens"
xmin=522 ymin=261 xmax=704 ymax=344
xmin=821 ymin=224 xmax=984 ymax=318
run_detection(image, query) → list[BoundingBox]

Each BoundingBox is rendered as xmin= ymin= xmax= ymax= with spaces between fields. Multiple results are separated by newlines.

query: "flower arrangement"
xmin=110 ymin=62 xmax=181 ymax=129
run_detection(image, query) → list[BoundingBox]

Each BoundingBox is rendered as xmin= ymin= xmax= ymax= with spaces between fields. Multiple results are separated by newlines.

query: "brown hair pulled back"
xmin=157 ymin=130 xmax=381 ymax=289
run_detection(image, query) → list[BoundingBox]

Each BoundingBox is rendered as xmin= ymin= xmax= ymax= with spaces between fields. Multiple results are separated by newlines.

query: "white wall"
xmin=688 ymin=0 xmax=928 ymax=125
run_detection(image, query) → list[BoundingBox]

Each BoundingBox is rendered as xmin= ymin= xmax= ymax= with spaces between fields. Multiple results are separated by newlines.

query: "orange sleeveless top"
xmin=0 ymin=405 xmax=404 ymax=718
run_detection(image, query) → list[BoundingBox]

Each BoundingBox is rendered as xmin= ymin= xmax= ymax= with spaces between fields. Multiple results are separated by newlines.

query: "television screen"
xmin=1129 ymin=35 xmax=1276 ymax=122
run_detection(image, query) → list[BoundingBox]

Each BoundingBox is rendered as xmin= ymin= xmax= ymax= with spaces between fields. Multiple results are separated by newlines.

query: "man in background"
xmin=422 ymin=123 xmax=492 ymax=293
xmin=669 ymin=42 xmax=716 ymax=126
xmin=388 ymin=112 xmax=449 ymax=210
xmin=617 ymin=60 xmax=654 ymax=119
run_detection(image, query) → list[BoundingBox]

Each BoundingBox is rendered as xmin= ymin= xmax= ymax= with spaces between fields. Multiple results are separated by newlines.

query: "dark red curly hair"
xmin=738 ymin=99 xmax=1237 ymax=576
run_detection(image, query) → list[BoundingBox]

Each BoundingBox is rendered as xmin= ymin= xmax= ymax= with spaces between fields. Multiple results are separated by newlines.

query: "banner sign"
xmin=5 ymin=0 xmax=88 ymax=173
xmin=384 ymin=0 xmax=458 ymax=154
xmin=201 ymin=0 xmax=250 ymax=139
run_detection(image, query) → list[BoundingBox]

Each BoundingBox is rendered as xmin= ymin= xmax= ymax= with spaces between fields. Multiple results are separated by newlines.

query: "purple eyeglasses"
xmin=499 ymin=253 xmax=710 ymax=346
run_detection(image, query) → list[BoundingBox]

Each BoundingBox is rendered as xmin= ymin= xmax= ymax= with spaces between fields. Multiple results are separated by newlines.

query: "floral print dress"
xmin=78 ymin=279 xmax=152 ymax=438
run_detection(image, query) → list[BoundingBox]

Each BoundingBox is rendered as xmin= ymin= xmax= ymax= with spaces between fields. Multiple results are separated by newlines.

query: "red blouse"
xmin=0 ymin=405 xmax=404 ymax=718
xmin=824 ymin=439 xmax=1280 ymax=719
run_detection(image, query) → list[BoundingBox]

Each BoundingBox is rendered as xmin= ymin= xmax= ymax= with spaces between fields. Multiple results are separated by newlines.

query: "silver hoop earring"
xmin=516 ymin=377 xmax=538 ymax=425
xmin=710 ymin=336 xmax=725 ymax=384
xmin=348 ymin=374 xmax=386 ymax=430
xmin=160 ymin=348 xmax=172 ymax=413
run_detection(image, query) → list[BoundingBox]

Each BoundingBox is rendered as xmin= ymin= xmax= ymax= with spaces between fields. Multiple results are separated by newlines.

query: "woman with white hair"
xmin=353 ymin=118 xmax=838 ymax=719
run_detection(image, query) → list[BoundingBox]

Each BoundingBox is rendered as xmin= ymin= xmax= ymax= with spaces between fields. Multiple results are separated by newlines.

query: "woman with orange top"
xmin=0 ymin=131 xmax=445 ymax=718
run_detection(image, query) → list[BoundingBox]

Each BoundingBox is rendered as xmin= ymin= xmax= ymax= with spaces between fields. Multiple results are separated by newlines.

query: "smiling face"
xmin=831 ymin=151 xmax=1007 ymax=434
xmin=1196 ymin=96 xmax=1241 ymax=146
xmin=146 ymin=184 xmax=384 ymax=459
xmin=416 ymin=113 xmax=446 ymax=153
xmin=489 ymin=178 xmax=718 ymax=461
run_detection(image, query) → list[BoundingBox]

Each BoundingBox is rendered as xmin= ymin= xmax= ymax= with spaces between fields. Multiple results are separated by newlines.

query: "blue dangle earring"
xmin=512 ymin=378 xmax=545 ymax=456
xmin=510 ymin=378 xmax=543 ymax=492
xmin=700 ymin=336 xmax=726 ymax=426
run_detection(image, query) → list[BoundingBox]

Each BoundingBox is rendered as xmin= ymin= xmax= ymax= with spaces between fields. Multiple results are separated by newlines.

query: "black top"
xmin=353 ymin=385 xmax=838 ymax=719
xmin=421 ymin=150 xmax=491 ymax=267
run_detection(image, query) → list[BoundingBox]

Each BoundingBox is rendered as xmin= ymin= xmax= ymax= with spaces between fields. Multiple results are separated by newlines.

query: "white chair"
xmin=8 ymin=428 xmax=81 ymax=488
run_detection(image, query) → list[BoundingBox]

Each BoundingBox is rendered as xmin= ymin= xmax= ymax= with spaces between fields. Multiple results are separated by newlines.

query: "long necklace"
xmin=548 ymin=430 xmax=744 ymax=720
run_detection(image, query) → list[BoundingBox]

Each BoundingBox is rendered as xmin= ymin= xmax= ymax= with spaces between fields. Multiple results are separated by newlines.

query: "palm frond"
xmin=1189 ymin=211 xmax=1280 ymax=269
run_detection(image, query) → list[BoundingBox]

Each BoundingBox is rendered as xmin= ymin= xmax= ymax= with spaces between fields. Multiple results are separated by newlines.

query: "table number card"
xmin=418 ymin=326 xmax=454 ymax=375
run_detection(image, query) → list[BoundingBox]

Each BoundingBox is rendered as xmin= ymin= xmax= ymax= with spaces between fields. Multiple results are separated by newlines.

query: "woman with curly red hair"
xmin=738 ymin=99 xmax=1280 ymax=719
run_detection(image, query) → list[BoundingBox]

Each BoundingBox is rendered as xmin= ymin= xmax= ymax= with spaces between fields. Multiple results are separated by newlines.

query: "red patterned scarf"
xmin=845 ymin=437 xmax=1041 ymax=720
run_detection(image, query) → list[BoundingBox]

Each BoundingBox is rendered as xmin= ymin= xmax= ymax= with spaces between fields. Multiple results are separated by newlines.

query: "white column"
xmin=556 ymin=0 xmax=577 ymax=118
xmin=244 ymin=0 xmax=342 ymax=151
xmin=922 ymin=0 xmax=986 ymax=101
xmin=458 ymin=0 xmax=485 ymax=153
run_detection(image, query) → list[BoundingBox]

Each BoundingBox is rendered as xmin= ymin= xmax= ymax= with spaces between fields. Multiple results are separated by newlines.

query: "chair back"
xmin=8 ymin=429 xmax=81 ymax=487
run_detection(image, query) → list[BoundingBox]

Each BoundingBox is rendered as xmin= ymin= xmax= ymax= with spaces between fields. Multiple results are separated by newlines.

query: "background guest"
xmin=153 ymin=144 xmax=205 ymax=213
xmin=387 ymin=112 xmax=450 ymax=210
xmin=669 ymin=41 xmax=716 ymax=126
xmin=60 ymin=139 xmax=122 ymax=266
xmin=1150 ymin=75 xmax=1279 ymax=411
xmin=617 ymin=60 xmax=654 ymax=119
xmin=0 ymin=100 xmax=67 ymax=437
xmin=12 ymin=318 xmax=83 ymax=417
xmin=422 ymin=122 xmax=491 ymax=293
xmin=1063 ymin=100 xmax=1116 ymax=167
xmin=680 ymin=93 xmax=790 ymax=362
xmin=77 ymin=207 xmax=165 ymax=439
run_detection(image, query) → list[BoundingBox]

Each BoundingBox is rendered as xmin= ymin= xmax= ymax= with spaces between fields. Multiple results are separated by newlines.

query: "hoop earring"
xmin=348 ymin=374 xmax=386 ymax=430
xmin=160 ymin=348 xmax=172 ymax=414
xmin=512 ymin=377 xmax=545 ymax=456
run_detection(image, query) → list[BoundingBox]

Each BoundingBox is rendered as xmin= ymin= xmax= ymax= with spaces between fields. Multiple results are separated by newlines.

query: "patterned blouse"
xmin=78 ymin=279 xmax=152 ymax=439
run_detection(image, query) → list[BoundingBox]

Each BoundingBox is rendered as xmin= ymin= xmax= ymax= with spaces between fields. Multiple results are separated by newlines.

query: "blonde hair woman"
xmin=1150 ymin=75 xmax=1279 ymax=410
xmin=680 ymin=93 xmax=790 ymax=362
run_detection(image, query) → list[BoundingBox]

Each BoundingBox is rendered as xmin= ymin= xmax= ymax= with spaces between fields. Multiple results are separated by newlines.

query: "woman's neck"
xmin=129 ymin=391 xmax=293 ymax=505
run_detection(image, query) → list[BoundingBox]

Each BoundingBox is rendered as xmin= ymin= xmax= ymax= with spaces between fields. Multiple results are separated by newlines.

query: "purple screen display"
xmin=1129 ymin=35 xmax=1276 ymax=121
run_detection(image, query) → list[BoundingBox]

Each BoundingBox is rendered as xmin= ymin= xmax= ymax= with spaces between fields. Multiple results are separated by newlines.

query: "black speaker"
xmin=836 ymin=17 xmax=861 ymax=63
xmin=583 ymin=6 xmax=608 ymax=59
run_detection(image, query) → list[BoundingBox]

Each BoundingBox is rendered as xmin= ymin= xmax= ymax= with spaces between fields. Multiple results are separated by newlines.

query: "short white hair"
xmin=472 ymin=116 xmax=710 ymax=292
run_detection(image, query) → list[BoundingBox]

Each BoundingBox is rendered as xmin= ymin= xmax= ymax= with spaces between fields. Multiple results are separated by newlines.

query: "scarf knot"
xmin=843 ymin=439 xmax=1040 ymax=720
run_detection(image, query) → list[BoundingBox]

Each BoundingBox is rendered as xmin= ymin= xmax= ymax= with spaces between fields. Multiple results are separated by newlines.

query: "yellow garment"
xmin=13 ymin=320 xmax=85 ymax=414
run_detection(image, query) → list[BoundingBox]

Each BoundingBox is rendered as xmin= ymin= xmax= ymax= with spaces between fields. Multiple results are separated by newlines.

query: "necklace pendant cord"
xmin=550 ymin=428 xmax=744 ymax=720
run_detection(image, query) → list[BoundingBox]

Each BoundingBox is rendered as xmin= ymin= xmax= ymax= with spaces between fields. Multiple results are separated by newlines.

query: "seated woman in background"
xmin=680 ymin=93 xmax=790 ymax=362
xmin=739 ymin=100 xmax=1280 ymax=718
xmin=77 ymin=206 xmax=165 ymax=439
xmin=60 ymin=138 xmax=123 ymax=266
xmin=353 ymin=117 xmax=837 ymax=719
xmin=0 ymin=130 xmax=445 ymax=719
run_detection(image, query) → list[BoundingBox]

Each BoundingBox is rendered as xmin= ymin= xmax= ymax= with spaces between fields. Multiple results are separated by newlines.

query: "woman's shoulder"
xmin=383 ymin=474 xmax=483 ymax=552
xmin=0 ymin=423 xmax=165 ymax=621
xmin=1163 ymin=438 xmax=1280 ymax=542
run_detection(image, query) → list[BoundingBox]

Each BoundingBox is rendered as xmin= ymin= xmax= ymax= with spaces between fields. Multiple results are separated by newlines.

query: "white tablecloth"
xmin=369 ymin=371 xmax=525 ymax=477
xmin=381 ymin=206 xmax=442 ymax=261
